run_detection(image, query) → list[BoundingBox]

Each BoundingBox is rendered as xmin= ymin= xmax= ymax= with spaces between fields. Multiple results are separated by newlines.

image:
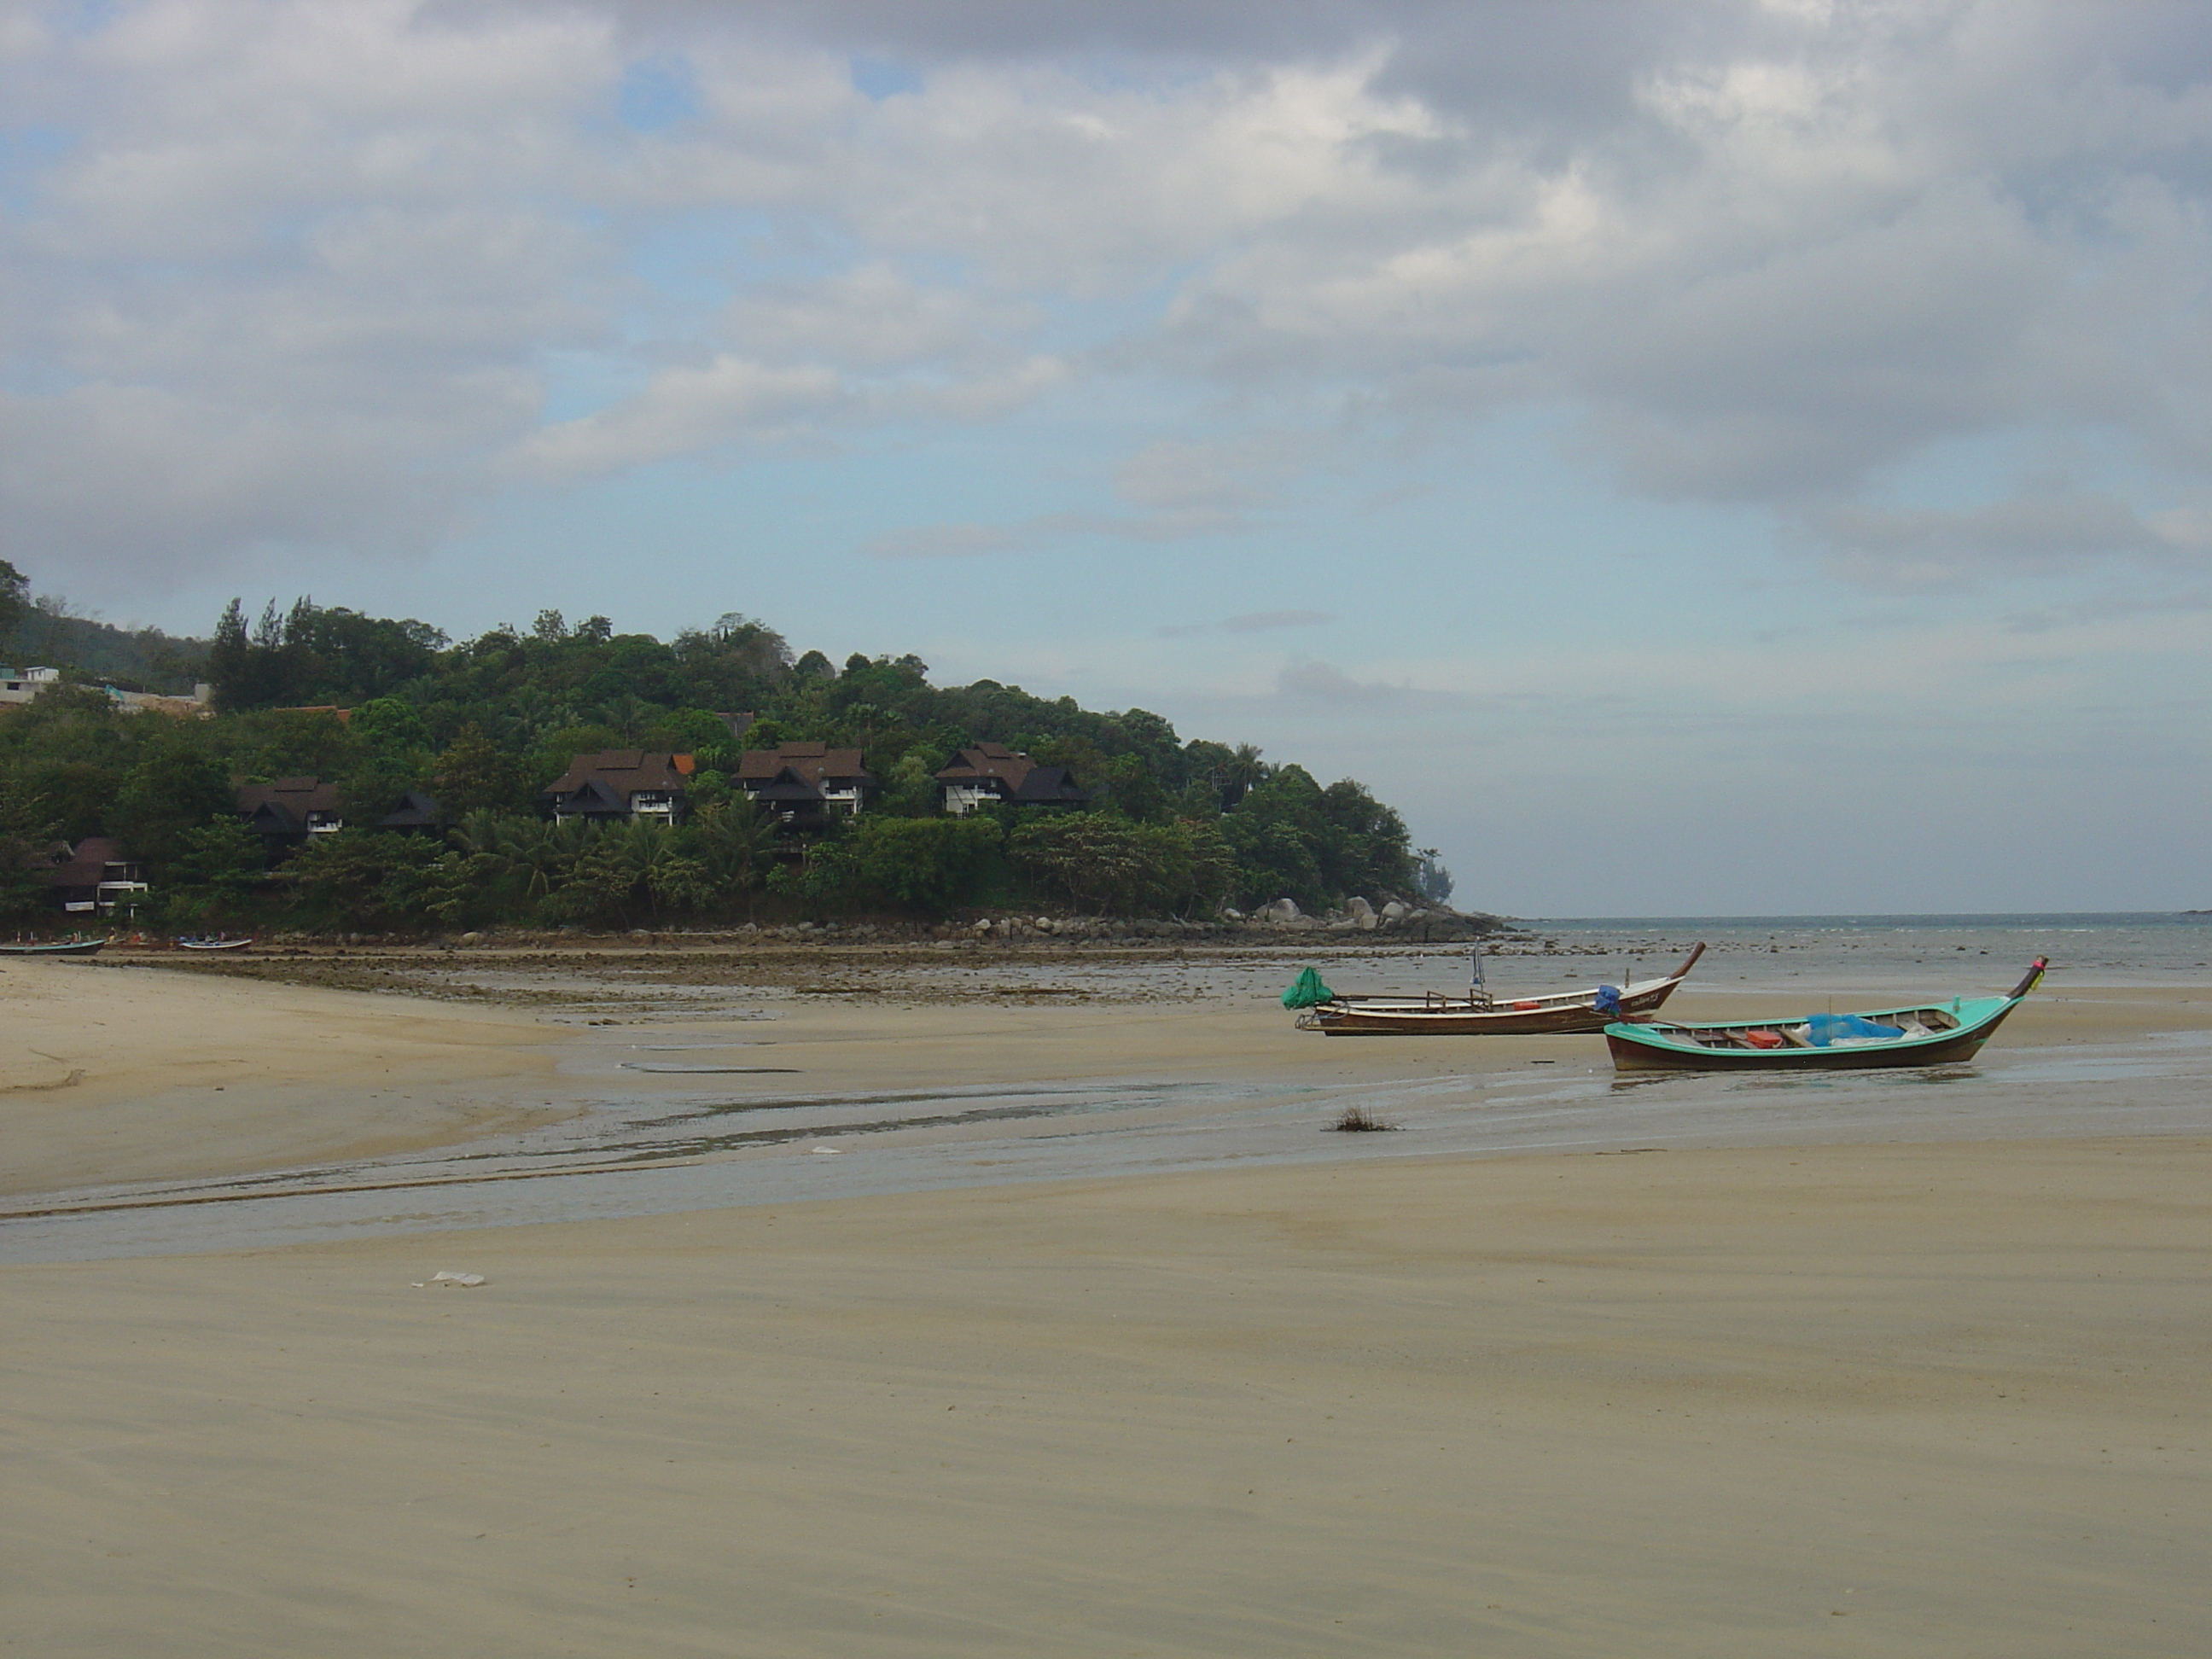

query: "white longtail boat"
xmin=1294 ymin=942 xmax=1705 ymax=1036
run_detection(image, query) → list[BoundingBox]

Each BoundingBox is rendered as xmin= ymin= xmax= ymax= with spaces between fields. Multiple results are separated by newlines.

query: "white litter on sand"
xmin=808 ymin=1145 xmax=841 ymax=1155
xmin=410 ymin=1271 xmax=486 ymax=1288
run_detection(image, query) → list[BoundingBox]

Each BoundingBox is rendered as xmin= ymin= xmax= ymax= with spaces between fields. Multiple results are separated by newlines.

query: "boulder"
xmin=1381 ymin=900 xmax=1409 ymax=923
xmin=1262 ymin=897 xmax=1303 ymax=923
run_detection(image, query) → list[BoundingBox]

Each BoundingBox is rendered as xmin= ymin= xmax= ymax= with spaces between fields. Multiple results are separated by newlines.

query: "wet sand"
xmin=11 ymin=947 xmax=2209 ymax=1209
xmin=5 ymin=1138 xmax=2207 ymax=1656
xmin=3 ymin=957 xmax=2208 ymax=1653
xmin=0 ymin=960 xmax=563 ymax=1196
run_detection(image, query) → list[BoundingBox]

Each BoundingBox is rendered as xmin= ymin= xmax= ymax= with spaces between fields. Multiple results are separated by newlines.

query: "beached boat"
xmin=1295 ymin=942 xmax=1705 ymax=1035
xmin=176 ymin=935 xmax=255 ymax=952
xmin=1604 ymin=958 xmax=2047 ymax=1072
xmin=0 ymin=935 xmax=108 ymax=958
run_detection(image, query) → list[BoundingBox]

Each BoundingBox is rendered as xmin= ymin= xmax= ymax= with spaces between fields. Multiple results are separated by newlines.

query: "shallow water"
xmin=6 ymin=914 xmax=2208 ymax=1263
xmin=9 ymin=1021 xmax=2209 ymax=1264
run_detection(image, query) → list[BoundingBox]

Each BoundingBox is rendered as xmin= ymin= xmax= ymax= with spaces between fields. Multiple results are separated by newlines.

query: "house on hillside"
xmin=236 ymin=777 xmax=346 ymax=847
xmin=934 ymin=742 xmax=1092 ymax=815
xmin=0 ymin=667 xmax=212 ymax=717
xmin=735 ymin=742 xmax=874 ymax=828
xmin=0 ymin=667 xmax=61 ymax=702
xmin=377 ymin=790 xmax=445 ymax=833
xmin=42 ymin=838 xmax=149 ymax=916
xmin=540 ymin=750 xmax=696 ymax=824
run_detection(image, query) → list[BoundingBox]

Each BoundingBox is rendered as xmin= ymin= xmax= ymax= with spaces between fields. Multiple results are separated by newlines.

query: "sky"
xmin=3 ymin=0 xmax=2210 ymax=916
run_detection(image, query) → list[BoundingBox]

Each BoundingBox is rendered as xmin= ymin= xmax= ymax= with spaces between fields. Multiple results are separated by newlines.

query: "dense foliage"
xmin=2 ymin=594 xmax=1432 ymax=931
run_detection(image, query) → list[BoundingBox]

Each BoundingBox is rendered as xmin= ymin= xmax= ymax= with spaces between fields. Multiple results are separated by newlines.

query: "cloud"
xmin=1276 ymin=656 xmax=1409 ymax=704
xmin=512 ymin=358 xmax=846 ymax=478
xmin=1796 ymin=490 xmax=2209 ymax=590
xmin=857 ymin=514 xmax=1097 ymax=560
xmin=855 ymin=501 xmax=1243 ymax=560
xmin=1159 ymin=608 xmax=1332 ymax=637
xmin=9 ymin=0 xmax=2212 ymax=600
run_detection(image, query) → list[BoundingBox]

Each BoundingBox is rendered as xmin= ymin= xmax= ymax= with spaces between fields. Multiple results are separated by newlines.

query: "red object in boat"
xmin=1743 ymin=1029 xmax=1785 ymax=1050
xmin=1511 ymin=999 xmax=1540 ymax=1010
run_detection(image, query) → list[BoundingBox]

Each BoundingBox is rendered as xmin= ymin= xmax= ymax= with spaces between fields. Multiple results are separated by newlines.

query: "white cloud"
xmin=1797 ymin=491 xmax=2208 ymax=590
xmin=513 ymin=358 xmax=845 ymax=478
xmin=8 ymin=0 xmax=2212 ymax=603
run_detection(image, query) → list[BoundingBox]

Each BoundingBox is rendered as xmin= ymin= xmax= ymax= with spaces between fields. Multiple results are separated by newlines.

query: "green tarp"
xmin=1281 ymin=967 xmax=1336 ymax=1010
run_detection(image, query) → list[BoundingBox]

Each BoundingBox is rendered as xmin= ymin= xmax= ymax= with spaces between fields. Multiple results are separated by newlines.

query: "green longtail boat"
xmin=1604 ymin=958 xmax=2047 ymax=1072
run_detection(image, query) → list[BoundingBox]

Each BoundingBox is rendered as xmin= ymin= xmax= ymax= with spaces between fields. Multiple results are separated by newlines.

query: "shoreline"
xmin=17 ymin=955 xmax=2212 ymax=1230
xmin=7 ymin=961 xmax=2209 ymax=1263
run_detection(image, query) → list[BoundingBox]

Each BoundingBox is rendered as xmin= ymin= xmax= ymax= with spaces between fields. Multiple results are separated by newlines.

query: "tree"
xmin=0 ymin=559 xmax=29 ymax=644
xmin=114 ymin=730 xmax=236 ymax=873
xmin=205 ymin=599 xmax=254 ymax=713
xmin=788 ymin=816 xmax=1004 ymax=913
xmin=1222 ymin=743 xmax=1268 ymax=807
xmin=690 ymin=803 xmax=774 ymax=914
xmin=285 ymin=830 xmax=445 ymax=930
xmin=1414 ymin=848 xmax=1454 ymax=905
xmin=0 ymin=771 xmax=58 ymax=921
xmin=431 ymin=725 xmax=525 ymax=816
xmin=352 ymin=696 xmax=431 ymax=757
xmin=159 ymin=821 xmax=266 ymax=927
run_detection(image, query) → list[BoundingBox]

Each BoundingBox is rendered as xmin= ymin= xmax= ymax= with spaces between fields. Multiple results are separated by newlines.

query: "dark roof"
xmin=378 ymin=790 xmax=444 ymax=830
xmin=540 ymin=751 xmax=696 ymax=800
xmin=236 ymin=777 xmax=342 ymax=835
xmin=1011 ymin=765 xmax=1092 ymax=805
xmin=935 ymin=742 xmax=1033 ymax=788
xmin=736 ymin=743 xmax=873 ymax=790
xmin=749 ymin=768 xmax=830 ymax=804
xmin=41 ymin=837 xmax=139 ymax=888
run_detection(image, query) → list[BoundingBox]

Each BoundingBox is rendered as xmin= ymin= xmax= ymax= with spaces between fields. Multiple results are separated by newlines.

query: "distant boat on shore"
xmin=175 ymin=935 xmax=256 ymax=952
xmin=1604 ymin=958 xmax=2046 ymax=1072
xmin=0 ymin=935 xmax=108 ymax=958
xmin=1292 ymin=942 xmax=1705 ymax=1035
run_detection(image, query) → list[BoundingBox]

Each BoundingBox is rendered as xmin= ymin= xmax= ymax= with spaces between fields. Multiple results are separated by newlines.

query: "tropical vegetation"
xmin=2 ymin=571 xmax=1449 ymax=931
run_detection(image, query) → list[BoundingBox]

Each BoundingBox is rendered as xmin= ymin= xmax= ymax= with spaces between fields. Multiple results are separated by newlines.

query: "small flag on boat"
xmin=1282 ymin=967 xmax=1336 ymax=1010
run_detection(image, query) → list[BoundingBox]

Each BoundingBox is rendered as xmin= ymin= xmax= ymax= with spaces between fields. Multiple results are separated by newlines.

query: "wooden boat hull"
xmin=176 ymin=939 xmax=255 ymax=952
xmin=0 ymin=938 xmax=106 ymax=958
xmin=1307 ymin=981 xmax=1682 ymax=1035
xmin=1604 ymin=960 xmax=2045 ymax=1073
xmin=1300 ymin=943 xmax=1704 ymax=1036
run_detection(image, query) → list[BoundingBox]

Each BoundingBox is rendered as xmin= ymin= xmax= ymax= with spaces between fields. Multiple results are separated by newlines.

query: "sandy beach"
xmin=0 ymin=959 xmax=564 ymax=1196
xmin=4 ymin=951 xmax=2209 ymax=1654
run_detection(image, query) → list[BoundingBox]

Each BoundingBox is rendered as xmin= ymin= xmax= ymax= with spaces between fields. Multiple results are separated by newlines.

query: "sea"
xmin=5 ymin=913 xmax=2208 ymax=1263
xmin=1499 ymin=911 xmax=2212 ymax=990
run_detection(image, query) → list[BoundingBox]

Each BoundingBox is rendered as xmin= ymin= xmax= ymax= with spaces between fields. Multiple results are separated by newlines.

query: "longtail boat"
xmin=1604 ymin=958 xmax=2047 ymax=1072
xmin=176 ymin=935 xmax=256 ymax=952
xmin=0 ymin=935 xmax=108 ymax=958
xmin=1295 ymin=942 xmax=1705 ymax=1036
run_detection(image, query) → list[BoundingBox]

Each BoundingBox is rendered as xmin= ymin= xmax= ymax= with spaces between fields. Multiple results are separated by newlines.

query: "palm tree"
xmin=448 ymin=808 xmax=504 ymax=859
xmin=691 ymin=803 xmax=775 ymax=917
xmin=498 ymin=817 xmax=585 ymax=903
xmin=1223 ymin=743 xmax=1268 ymax=808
